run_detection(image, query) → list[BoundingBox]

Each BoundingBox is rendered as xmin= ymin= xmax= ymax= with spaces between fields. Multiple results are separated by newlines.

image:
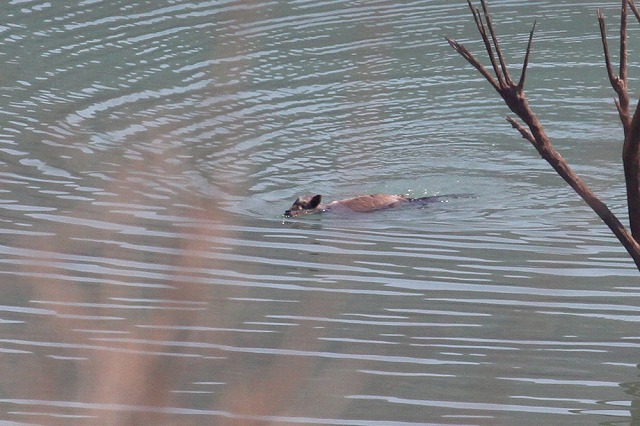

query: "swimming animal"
xmin=284 ymin=193 xmax=447 ymax=217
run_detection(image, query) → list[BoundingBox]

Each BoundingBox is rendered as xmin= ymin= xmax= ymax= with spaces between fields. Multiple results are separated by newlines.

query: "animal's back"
xmin=331 ymin=194 xmax=409 ymax=212
xmin=284 ymin=192 xmax=473 ymax=217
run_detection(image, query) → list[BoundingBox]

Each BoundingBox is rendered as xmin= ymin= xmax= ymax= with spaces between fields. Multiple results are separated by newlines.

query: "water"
xmin=1 ymin=0 xmax=639 ymax=424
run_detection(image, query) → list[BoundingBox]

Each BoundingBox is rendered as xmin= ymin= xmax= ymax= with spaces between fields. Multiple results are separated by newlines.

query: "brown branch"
xmin=518 ymin=21 xmax=536 ymax=91
xmin=615 ymin=98 xmax=625 ymax=119
xmin=625 ymin=0 xmax=640 ymax=137
xmin=467 ymin=0 xmax=506 ymax=87
xmin=446 ymin=38 xmax=500 ymax=91
xmin=506 ymin=116 xmax=535 ymax=145
xmin=449 ymin=1 xmax=640 ymax=271
xmin=510 ymin=116 xmax=640 ymax=266
xmin=600 ymin=1 xmax=640 ymax=241
xmin=624 ymin=100 xmax=640 ymax=241
xmin=621 ymin=0 xmax=628 ymax=83
xmin=631 ymin=101 xmax=640 ymax=140
xmin=599 ymin=8 xmax=631 ymax=128
xmin=629 ymin=0 xmax=640 ymax=24
xmin=480 ymin=0 xmax=512 ymax=84
xmin=599 ymin=11 xmax=620 ymax=91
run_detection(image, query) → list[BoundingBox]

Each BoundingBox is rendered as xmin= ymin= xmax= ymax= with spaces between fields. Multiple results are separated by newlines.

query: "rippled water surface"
xmin=2 ymin=0 xmax=640 ymax=424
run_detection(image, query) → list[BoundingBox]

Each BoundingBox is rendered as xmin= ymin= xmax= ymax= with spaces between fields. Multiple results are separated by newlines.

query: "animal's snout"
xmin=284 ymin=210 xmax=292 ymax=217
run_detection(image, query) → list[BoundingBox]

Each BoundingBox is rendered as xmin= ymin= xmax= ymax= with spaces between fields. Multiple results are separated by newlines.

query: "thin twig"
xmin=467 ymin=0 xmax=484 ymax=35
xmin=480 ymin=0 xmax=512 ymax=84
xmin=599 ymin=8 xmax=631 ymax=129
xmin=518 ymin=21 xmax=537 ymax=91
xmin=629 ymin=0 xmax=640 ymax=24
xmin=506 ymin=116 xmax=535 ymax=145
xmin=621 ymin=0 xmax=628 ymax=82
xmin=467 ymin=0 xmax=505 ymax=87
xmin=599 ymin=10 xmax=618 ymax=90
xmin=446 ymin=38 xmax=500 ymax=91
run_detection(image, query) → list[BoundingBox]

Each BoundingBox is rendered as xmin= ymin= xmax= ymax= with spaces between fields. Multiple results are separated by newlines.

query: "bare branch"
xmin=599 ymin=10 xmax=619 ymax=90
xmin=518 ymin=21 xmax=537 ymax=91
xmin=628 ymin=100 xmax=640 ymax=147
xmin=506 ymin=116 xmax=535 ymax=145
xmin=446 ymin=38 xmax=500 ymax=91
xmin=621 ymin=0 xmax=628 ymax=82
xmin=629 ymin=0 xmax=640 ymax=24
xmin=624 ymin=99 xmax=640 ymax=241
xmin=615 ymin=98 xmax=625 ymax=118
xmin=467 ymin=0 xmax=485 ymax=37
xmin=467 ymin=0 xmax=506 ymax=87
xmin=480 ymin=0 xmax=512 ymax=84
xmin=599 ymin=8 xmax=631 ymax=128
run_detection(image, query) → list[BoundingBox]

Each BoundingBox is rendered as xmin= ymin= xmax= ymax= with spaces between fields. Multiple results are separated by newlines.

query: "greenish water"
xmin=0 ymin=1 xmax=639 ymax=425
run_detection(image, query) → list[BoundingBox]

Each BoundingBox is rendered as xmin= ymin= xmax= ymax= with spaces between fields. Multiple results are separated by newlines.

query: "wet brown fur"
xmin=285 ymin=194 xmax=411 ymax=216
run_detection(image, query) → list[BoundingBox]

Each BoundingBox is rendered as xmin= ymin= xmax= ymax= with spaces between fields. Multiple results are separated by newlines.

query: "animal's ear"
xmin=309 ymin=194 xmax=322 ymax=208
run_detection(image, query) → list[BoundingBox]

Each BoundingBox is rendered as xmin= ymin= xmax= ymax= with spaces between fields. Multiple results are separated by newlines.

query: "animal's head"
xmin=284 ymin=194 xmax=322 ymax=217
